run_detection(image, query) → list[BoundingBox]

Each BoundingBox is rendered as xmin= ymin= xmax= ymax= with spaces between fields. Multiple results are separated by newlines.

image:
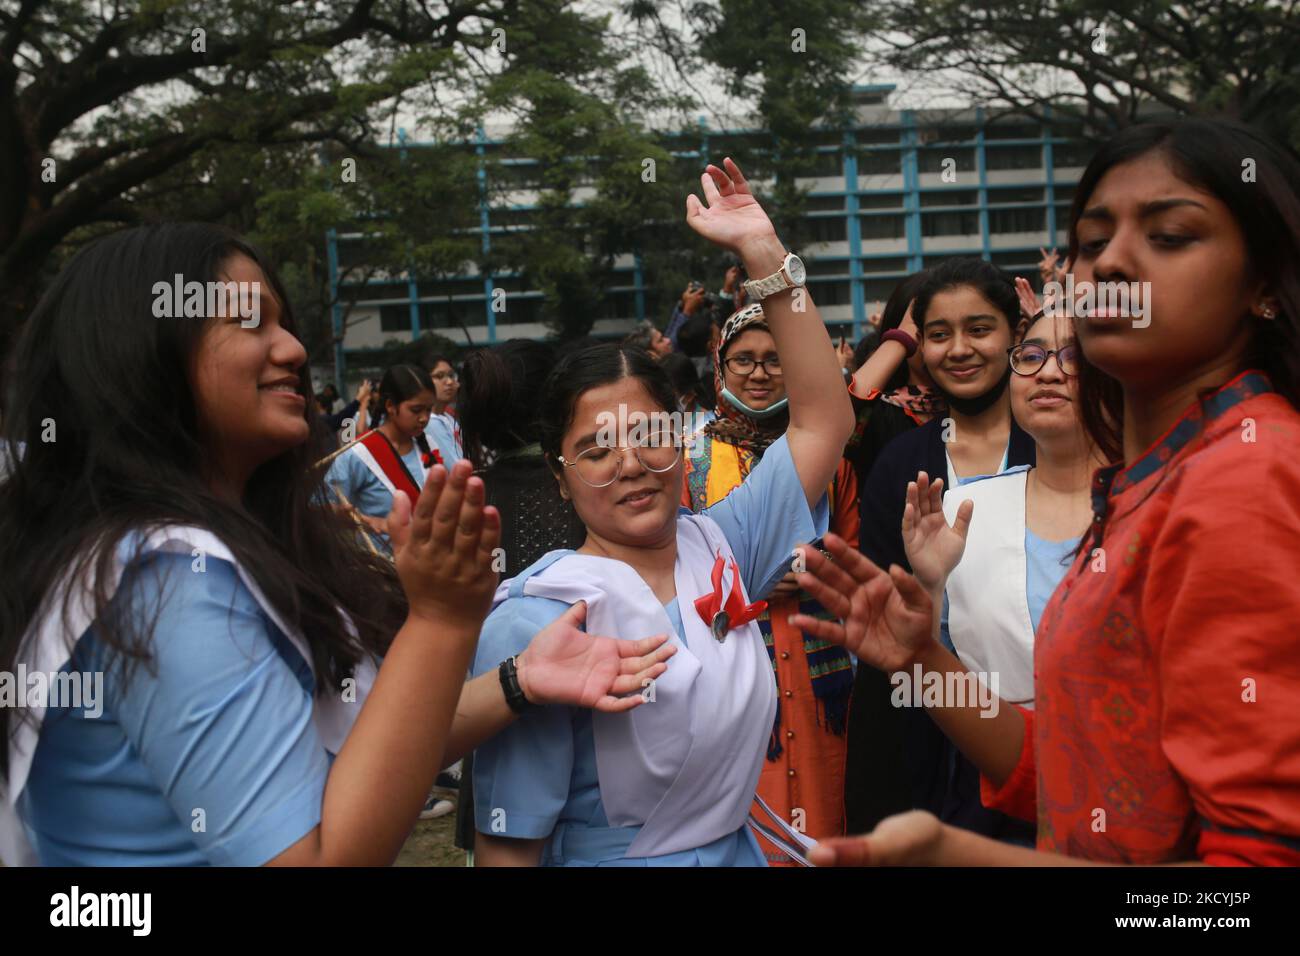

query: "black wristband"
xmin=499 ymin=656 xmax=534 ymax=714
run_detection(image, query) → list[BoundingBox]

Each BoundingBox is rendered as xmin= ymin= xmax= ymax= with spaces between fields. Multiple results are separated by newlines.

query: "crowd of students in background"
xmin=1 ymin=116 xmax=1298 ymax=868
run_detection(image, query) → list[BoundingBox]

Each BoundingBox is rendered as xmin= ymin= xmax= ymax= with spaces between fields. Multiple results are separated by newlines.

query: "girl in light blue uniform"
xmin=0 ymin=224 xmax=674 ymax=867
xmin=423 ymin=355 xmax=463 ymax=467
xmin=474 ymin=433 xmax=827 ymax=865
xmin=471 ymin=158 xmax=856 ymax=867
xmin=327 ymin=364 xmax=437 ymax=534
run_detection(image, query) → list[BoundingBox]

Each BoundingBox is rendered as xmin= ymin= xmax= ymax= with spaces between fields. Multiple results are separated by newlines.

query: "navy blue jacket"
xmin=851 ymin=414 xmax=1037 ymax=843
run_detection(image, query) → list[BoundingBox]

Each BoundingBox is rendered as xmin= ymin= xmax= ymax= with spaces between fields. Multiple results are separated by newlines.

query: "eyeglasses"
xmin=723 ymin=355 xmax=782 ymax=376
xmin=1008 ymin=343 xmax=1078 ymax=377
xmin=557 ymin=430 xmax=682 ymax=488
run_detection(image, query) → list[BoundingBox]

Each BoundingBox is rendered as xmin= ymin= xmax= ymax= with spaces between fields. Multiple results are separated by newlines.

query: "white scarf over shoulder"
xmin=493 ymin=511 xmax=777 ymax=859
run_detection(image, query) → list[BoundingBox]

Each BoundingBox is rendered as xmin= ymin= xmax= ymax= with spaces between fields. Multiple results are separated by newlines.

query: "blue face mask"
xmin=721 ymin=387 xmax=789 ymax=420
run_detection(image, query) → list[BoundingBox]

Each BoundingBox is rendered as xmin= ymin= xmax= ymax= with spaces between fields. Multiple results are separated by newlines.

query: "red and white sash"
xmin=349 ymin=430 xmax=424 ymax=506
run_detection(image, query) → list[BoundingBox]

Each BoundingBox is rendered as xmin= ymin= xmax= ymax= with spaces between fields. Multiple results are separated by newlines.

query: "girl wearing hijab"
xmin=680 ymin=302 xmax=859 ymax=864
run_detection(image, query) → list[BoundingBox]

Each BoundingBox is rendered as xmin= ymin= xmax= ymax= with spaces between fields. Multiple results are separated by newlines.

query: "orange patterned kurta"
xmin=983 ymin=371 xmax=1300 ymax=864
xmin=683 ymin=438 xmax=860 ymax=865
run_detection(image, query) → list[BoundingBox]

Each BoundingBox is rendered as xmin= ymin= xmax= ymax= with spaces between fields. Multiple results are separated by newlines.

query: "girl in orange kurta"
xmin=681 ymin=303 xmax=859 ymax=865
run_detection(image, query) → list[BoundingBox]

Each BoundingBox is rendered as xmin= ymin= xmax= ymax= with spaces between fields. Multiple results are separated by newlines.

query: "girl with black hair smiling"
xmin=799 ymin=116 xmax=1300 ymax=866
xmin=470 ymin=158 xmax=854 ymax=866
xmin=0 ymin=223 xmax=674 ymax=866
xmin=855 ymin=257 xmax=1036 ymax=844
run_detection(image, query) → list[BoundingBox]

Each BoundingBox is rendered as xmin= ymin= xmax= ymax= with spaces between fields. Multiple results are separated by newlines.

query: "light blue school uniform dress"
xmin=424 ymin=413 xmax=463 ymax=467
xmin=325 ymin=442 xmax=425 ymax=519
xmin=13 ymin=535 xmax=344 ymax=866
xmin=471 ymin=434 xmax=828 ymax=867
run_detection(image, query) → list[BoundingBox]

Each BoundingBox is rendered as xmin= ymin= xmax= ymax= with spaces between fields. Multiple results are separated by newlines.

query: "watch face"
xmin=785 ymin=254 xmax=806 ymax=285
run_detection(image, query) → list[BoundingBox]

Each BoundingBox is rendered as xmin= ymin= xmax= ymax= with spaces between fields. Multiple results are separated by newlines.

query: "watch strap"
xmin=743 ymin=253 xmax=803 ymax=301
xmin=499 ymin=655 xmax=534 ymax=714
xmin=744 ymin=269 xmax=791 ymax=301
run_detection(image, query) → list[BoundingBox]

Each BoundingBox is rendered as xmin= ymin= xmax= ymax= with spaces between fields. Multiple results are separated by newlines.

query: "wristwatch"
xmin=498 ymin=656 xmax=535 ymax=714
xmin=742 ymin=252 xmax=807 ymax=301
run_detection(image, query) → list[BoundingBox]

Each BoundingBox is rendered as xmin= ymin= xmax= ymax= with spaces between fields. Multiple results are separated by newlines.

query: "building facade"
xmin=327 ymin=85 xmax=1093 ymax=364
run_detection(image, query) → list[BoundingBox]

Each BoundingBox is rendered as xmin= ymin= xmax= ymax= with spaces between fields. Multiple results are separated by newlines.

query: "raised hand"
xmin=1014 ymin=275 xmax=1042 ymax=322
xmin=518 ymin=601 xmax=677 ymax=713
xmin=837 ymin=338 xmax=856 ymax=371
xmin=789 ymin=533 xmax=934 ymax=674
xmin=685 ymin=157 xmax=779 ymax=256
xmin=387 ymin=459 xmax=501 ymax=631
xmin=868 ymin=301 xmax=885 ymax=330
xmin=1037 ymin=246 xmax=1060 ymax=285
xmin=902 ymin=471 xmax=973 ymax=593
xmin=684 ymin=286 xmax=706 ymax=314
xmin=898 ymin=300 xmax=919 ymax=340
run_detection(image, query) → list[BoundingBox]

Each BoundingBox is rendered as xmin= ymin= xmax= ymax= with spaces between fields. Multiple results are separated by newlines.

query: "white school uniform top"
xmin=424 ymin=413 xmax=463 ymax=466
xmin=471 ymin=433 xmax=828 ymax=865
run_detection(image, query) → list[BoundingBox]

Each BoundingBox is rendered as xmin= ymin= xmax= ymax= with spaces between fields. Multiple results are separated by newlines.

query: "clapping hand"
xmin=518 ymin=602 xmax=677 ymax=713
xmin=788 ymin=533 xmax=934 ymax=674
xmin=388 ymin=460 xmax=501 ymax=632
xmin=901 ymin=471 xmax=973 ymax=594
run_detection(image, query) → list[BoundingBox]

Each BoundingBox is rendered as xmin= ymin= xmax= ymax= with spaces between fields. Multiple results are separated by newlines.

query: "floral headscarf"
xmin=702 ymin=303 xmax=789 ymax=454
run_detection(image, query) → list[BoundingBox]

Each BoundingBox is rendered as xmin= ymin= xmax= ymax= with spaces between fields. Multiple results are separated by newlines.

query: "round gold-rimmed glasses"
xmin=557 ymin=430 xmax=682 ymax=488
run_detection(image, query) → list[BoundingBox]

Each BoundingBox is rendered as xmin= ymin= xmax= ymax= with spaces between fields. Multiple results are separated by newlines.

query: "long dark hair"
xmin=377 ymin=364 xmax=435 ymax=420
xmin=0 ymin=224 xmax=405 ymax=776
xmin=376 ymin=362 xmax=437 ymax=464
xmin=458 ymin=339 xmax=557 ymax=468
xmin=659 ymin=351 xmax=710 ymax=411
xmin=1067 ymin=118 xmax=1300 ymax=462
xmin=538 ymin=344 xmax=678 ymax=468
xmin=878 ymin=270 xmax=930 ymax=391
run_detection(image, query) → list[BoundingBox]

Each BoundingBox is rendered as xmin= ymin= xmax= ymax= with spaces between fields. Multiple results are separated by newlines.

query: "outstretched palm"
xmin=685 ymin=157 xmax=779 ymax=254
xmin=520 ymin=602 xmax=675 ymax=713
xmin=902 ymin=471 xmax=973 ymax=593
xmin=789 ymin=535 xmax=935 ymax=674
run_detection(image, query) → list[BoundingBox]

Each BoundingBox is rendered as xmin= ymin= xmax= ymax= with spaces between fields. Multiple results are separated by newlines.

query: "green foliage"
xmin=6 ymin=0 xmax=1298 ymax=370
xmin=870 ymin=0 xmax=1300 ymax=143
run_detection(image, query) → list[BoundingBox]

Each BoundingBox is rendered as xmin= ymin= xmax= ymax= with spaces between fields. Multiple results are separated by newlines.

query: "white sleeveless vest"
xmin=942 ymin=468 xmax=1037 ymax=706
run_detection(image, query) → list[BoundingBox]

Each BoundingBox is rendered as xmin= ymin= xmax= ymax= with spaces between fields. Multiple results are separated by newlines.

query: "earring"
xmin=1260 ymin=303 xmax=1278 ymax=320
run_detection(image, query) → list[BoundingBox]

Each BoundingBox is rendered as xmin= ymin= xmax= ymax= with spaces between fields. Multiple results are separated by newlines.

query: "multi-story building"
xmin=327 ymin=85 xmax=1094 ymax=366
